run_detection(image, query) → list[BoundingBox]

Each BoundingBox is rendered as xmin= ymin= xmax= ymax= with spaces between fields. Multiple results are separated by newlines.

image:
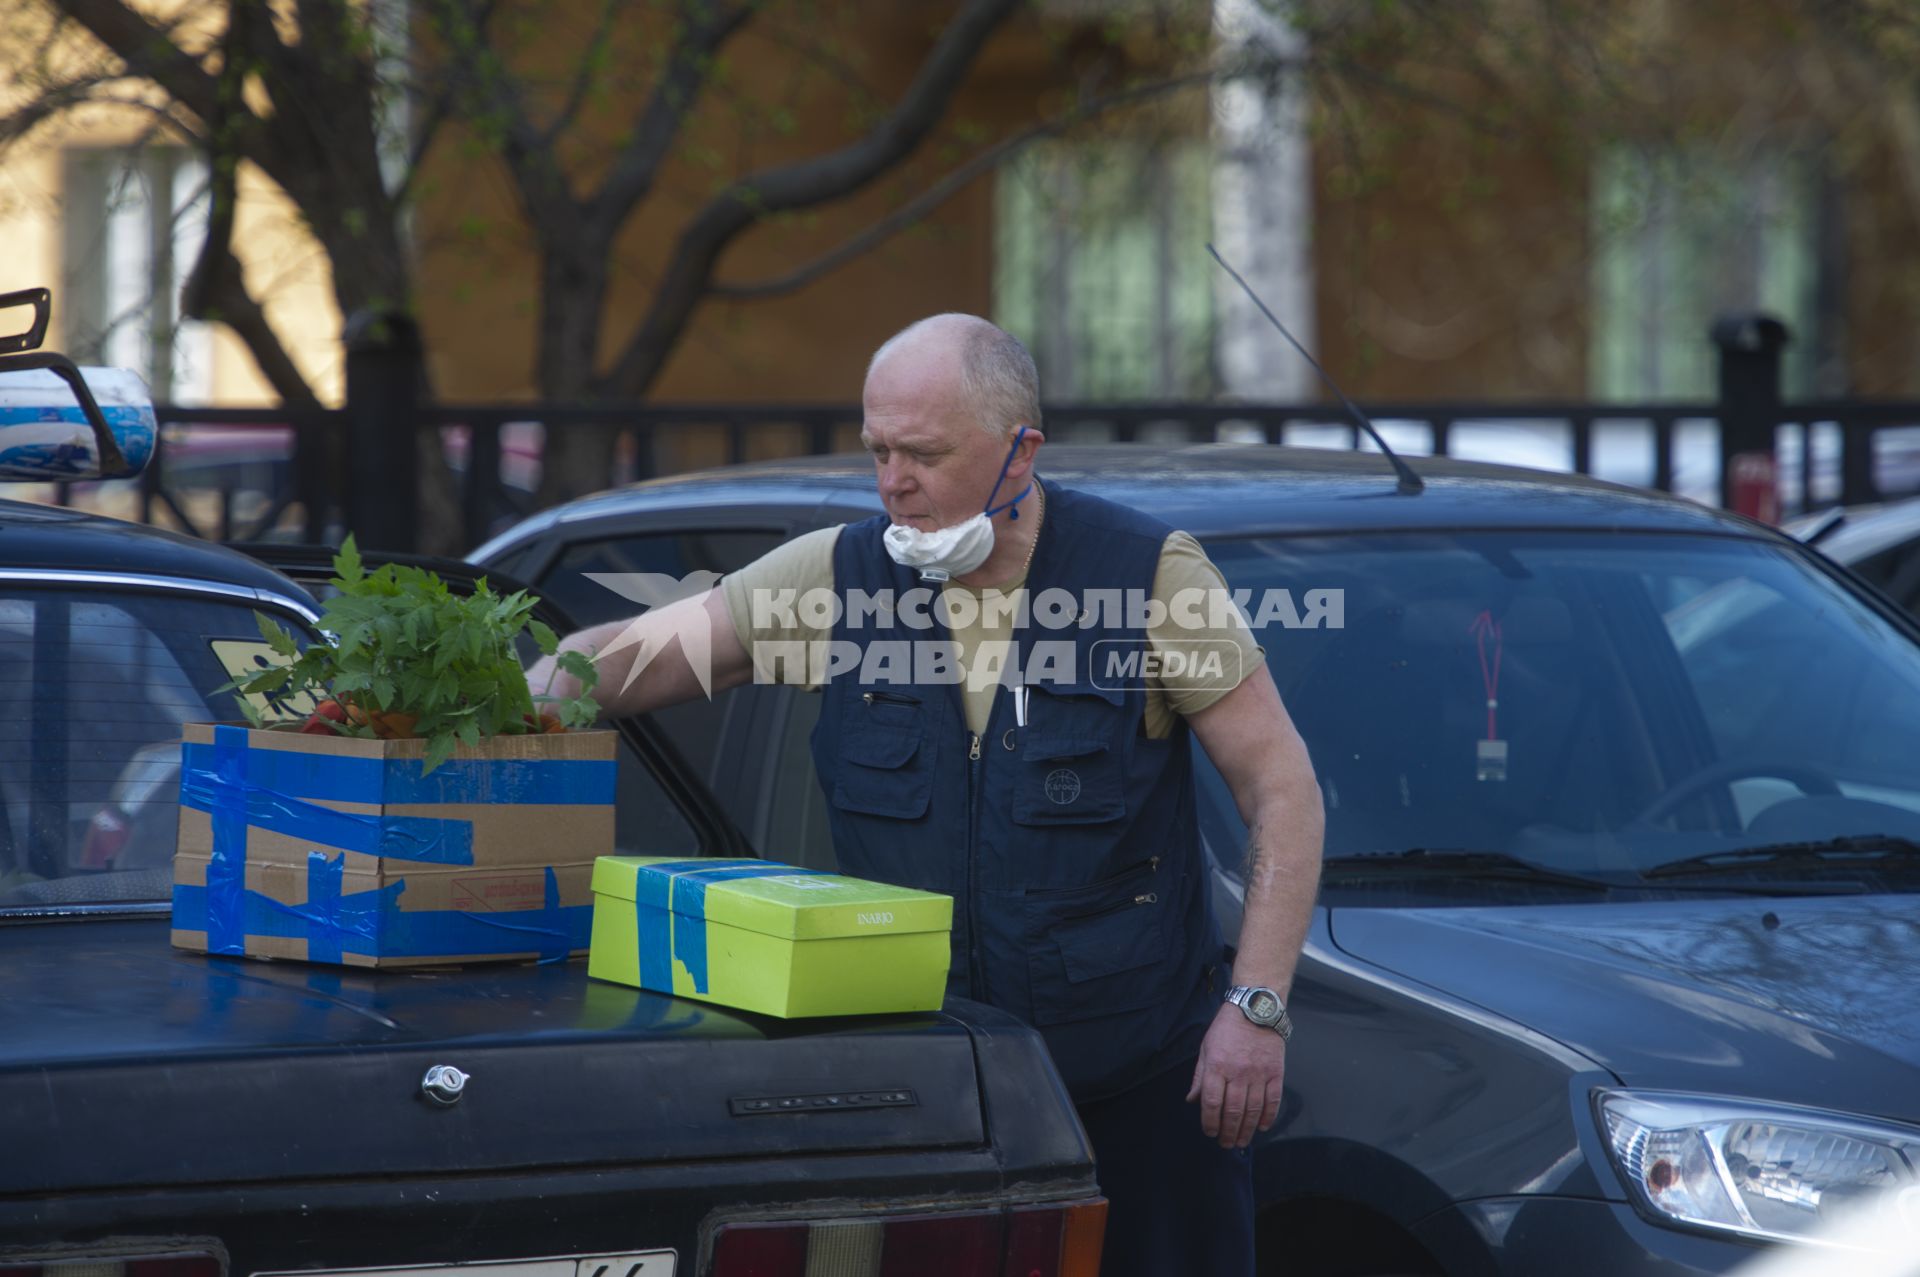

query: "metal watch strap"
xmin=1226 ymin=984 xmax=1294 ymax=1041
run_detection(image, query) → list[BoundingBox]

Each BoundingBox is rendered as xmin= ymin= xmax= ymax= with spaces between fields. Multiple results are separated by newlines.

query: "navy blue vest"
xmin=810 ymin=484 xmax=1224 ymax=1101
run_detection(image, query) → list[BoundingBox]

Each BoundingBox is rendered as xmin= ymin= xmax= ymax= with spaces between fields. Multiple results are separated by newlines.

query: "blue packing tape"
xmin=181 ymin=742 xmax=615 ymax=805
xmin=171 ymin=874 xmax=589 ymax=961
xmin=307 ymin=852 xmax=345 ymax=964
xmin=183 ymin=728 xmax=476 ymax=866
xmin=628 ymin=860 xmax=833 ymax=995
xmin=204 ymin=727 xmax=249 ymax=955
xmin=179 ymin=725 xmax=595 ymax=963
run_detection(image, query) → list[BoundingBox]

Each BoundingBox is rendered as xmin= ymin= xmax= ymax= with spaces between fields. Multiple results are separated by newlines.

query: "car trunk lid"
xmin=3 ymin=918 xmax=983 ymax=1194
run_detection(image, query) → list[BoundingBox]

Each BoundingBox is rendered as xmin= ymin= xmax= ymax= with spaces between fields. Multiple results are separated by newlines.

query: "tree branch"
xmin=178 ymin=0 xmax=320 ymax=407
xmin=710 ymin=68 xmax=1236 ymax=301
xmin=31 ymin=93 xmax=204 ymax=143
xmin=753 ymin=17 xmax=890 ymax=116
xmin=538 ymin=0 xmax=632 ymax=149
xmin=54 ymin=0 xmax=222 ymax=124
xmin=424 ymin=0 xmax=580 ymax=230
xmin=1320 ymin=53 xmax=1524 ymax=141
xmin=391 ymin=83 xmax=456 ymax=209
xmin=590 ymin=0 xmax=756 ymax=230
xmin=601 ymin=0 xmax=1020 ymax=394
xmin=0 ymin=73 xmax=134 ymax=148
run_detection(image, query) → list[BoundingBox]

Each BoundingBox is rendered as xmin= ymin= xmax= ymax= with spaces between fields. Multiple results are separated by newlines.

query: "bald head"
xmin=866 ymin=314 xmax=1041 ymax=440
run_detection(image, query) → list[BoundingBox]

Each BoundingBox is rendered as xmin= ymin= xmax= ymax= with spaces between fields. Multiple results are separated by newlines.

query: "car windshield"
xmin=1197 ymin=530 xmax=1920 ymax=899
xmin=0 ymin=588 xmax=304 ymax=911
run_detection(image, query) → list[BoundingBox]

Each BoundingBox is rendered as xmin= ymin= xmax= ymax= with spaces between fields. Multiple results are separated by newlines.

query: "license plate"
xmin=254 ymin=1252 xmax=675 ymax=1277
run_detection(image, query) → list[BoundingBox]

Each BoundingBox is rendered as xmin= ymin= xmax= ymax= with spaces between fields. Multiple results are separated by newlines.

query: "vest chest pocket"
xmin=830 ymin=693 xmax=936 ymax=820
xmin=1012 ymin=686 xmax=1130 ymax=825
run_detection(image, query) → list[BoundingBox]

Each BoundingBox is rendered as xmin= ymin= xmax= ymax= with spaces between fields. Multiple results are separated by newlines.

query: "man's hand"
xmin=1187 ymin=1001 xmax=1287 ymax=1149
xmin=526 ymin=634 xmax=595 ymax=705
xmin=1183 ymin=663 xmax=1319 ymax=1150
xmin=523 ymin=591 xmax=753 ymax=719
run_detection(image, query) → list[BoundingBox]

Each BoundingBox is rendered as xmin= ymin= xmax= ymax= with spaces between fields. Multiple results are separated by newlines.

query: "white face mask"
xmin=884 ymin=512 xmax=997 ymax=581
xmin=883 ymin=426 xmax=1034 ymax=582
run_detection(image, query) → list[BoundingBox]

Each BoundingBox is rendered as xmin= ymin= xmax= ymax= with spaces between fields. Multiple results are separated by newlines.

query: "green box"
xmin=588 ymin=857 xmax=953 ymax=1017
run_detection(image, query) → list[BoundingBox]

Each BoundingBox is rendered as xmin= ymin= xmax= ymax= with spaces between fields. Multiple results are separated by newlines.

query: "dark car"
xmin=472 ymin=444 xmax=1920 ymax=1274
xmin=0 ymin=349 xmax=1105 ymax=1275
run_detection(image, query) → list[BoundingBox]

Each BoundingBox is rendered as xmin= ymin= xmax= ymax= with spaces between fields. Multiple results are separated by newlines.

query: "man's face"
xmin=861 ymin=344 xmax=1009 ymax=532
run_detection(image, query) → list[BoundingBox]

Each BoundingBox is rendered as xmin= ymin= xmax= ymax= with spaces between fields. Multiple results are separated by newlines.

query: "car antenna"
xmin=1206 ymin=243 xmax=1423 ymax=495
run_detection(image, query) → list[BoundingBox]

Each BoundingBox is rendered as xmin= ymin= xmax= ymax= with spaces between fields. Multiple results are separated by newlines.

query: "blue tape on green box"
xmin=172 ymin=723 xmax=617 ymax=967
xmin=588 ymin=855 xmax=953 ymax=1017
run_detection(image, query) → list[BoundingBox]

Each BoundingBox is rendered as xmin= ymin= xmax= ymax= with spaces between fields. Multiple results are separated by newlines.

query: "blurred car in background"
xmin=1786 ymin=496 xmax=1920 ymax=616
xmin=475 ymin=445 xmax=1920 ymax=1276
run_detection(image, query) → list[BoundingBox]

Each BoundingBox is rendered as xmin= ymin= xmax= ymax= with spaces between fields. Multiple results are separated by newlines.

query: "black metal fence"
xmin=29 ymin=305 xmax=1920 ymax=553
xmin=38 ymin=395 xmax=1920 ymax=554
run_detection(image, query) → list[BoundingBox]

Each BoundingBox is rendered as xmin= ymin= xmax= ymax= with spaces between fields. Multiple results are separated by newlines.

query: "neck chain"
xmin=1017 ymin=481 xmax=1045 ymax=579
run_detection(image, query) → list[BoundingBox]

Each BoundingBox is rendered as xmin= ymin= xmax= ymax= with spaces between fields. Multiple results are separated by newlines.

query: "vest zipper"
xmin=966 ymin=730 xmax=983 ymax=999
xmin=1025 ymin=854 xmax=1161 ymax=897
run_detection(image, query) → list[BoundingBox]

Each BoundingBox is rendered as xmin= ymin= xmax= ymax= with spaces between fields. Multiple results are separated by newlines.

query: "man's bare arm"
xmin=527 ymin=589 xmax=754 ymax=718
xmin=1190 ymin=662 xmax=1323 ymax=997
xmin=1181 ymin=662 xmax=1324 ymax=1149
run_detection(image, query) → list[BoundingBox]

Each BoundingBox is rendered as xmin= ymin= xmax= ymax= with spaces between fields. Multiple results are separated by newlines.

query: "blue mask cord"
xmin=982 ymin=425 xmax=1033 ymax=520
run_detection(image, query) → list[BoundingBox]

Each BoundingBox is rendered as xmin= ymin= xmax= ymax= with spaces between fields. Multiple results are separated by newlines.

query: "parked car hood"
xmin=3 ymin=917 xmax=984 ymax=1194
xmin=1329 ymin=895 xmax=1920 ymax=1123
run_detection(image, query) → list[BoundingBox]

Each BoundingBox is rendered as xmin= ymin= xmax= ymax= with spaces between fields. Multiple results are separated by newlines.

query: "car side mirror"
xmin=0 ymin=286 xmax=155 ymax=481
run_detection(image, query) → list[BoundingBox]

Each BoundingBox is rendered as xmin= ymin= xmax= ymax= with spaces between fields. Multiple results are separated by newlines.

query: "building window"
xmin=1590 ymin=147 xmax=1824 ymax=400
xmin=994 ymin=139 xmax=1215 ymax=400
xmin=61 ymin=147 xmax=212 ymax=402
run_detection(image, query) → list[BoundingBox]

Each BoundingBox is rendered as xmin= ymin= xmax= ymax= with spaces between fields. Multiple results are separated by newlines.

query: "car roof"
xmin=0 ymin=496 xmax=320 ymax=612
xmin=476 ymin=444 xmax=1767 ymax=559
xmin=1785 ymin=496 xmax=1920 ymax=566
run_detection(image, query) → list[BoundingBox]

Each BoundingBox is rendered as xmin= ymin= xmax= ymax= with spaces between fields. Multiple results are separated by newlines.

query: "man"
xmin=530 ymin=314 xmax=1323 ymax=1276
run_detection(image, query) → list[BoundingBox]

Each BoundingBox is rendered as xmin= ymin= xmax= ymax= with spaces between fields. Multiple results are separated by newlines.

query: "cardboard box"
xmin=588 ymin=856 xmax=953 ymax=1017
xmin=172 ymin=723 xmax=616 ymax=967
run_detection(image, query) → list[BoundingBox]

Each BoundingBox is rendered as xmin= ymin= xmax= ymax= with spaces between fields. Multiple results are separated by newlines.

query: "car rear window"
xmin=0 ymin=588 xmax=289 ymax=910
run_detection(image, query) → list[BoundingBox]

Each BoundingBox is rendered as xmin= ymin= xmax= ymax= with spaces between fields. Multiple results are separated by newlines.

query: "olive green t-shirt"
xmin=719 ymin=486 xmax=1262 ymax=738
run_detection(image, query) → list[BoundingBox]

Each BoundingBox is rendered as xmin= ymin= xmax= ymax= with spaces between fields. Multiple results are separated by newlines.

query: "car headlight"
xmin=1596 ymin=1090 xmax=1920 ymax=1247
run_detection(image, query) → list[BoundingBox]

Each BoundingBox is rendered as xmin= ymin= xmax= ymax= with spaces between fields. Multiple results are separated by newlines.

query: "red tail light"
xmin=0 ymin=1256 xmax=223 ymax=1277
xmin=709 ymin=1198 xmax=1105 ymax=1277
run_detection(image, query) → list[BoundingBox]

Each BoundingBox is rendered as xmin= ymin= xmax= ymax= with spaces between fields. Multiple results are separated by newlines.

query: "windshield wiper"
xmin=1320 ymin=848 xmax=1616 ymax=893
xmin=1646 ymin=835 xmax=1920 ymax=880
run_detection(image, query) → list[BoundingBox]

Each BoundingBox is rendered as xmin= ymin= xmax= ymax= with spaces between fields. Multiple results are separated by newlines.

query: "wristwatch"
xmin=1226 ymin=985 xmax=1293 ymax=1041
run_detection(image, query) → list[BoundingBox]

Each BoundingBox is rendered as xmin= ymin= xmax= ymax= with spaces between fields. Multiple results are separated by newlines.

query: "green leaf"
xmin=556 ymin=650 xmax=598 ymax=690
xmin=246 ymin=666 xmax=292 ymax=694
xmin=255 ymin=611 xmax=300 ymax=658
xmin=422 ymin=731 xmax=457 ymax=775
xmin=247 ymin=538 xmax=588 ymax=757
xmin=336 ymin=620 xmax=370 ymax=658
xmin=335 ymin=534 xmax=364 ymax=585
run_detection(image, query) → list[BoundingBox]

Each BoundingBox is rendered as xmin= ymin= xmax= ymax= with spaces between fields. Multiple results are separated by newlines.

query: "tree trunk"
xmin=532 ymin=243 xmax=621 ymax=509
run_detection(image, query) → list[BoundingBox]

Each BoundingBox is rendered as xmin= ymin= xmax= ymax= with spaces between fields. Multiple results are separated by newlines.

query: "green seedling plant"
xmin=220 ymin=535 xmax=599 ymax=773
